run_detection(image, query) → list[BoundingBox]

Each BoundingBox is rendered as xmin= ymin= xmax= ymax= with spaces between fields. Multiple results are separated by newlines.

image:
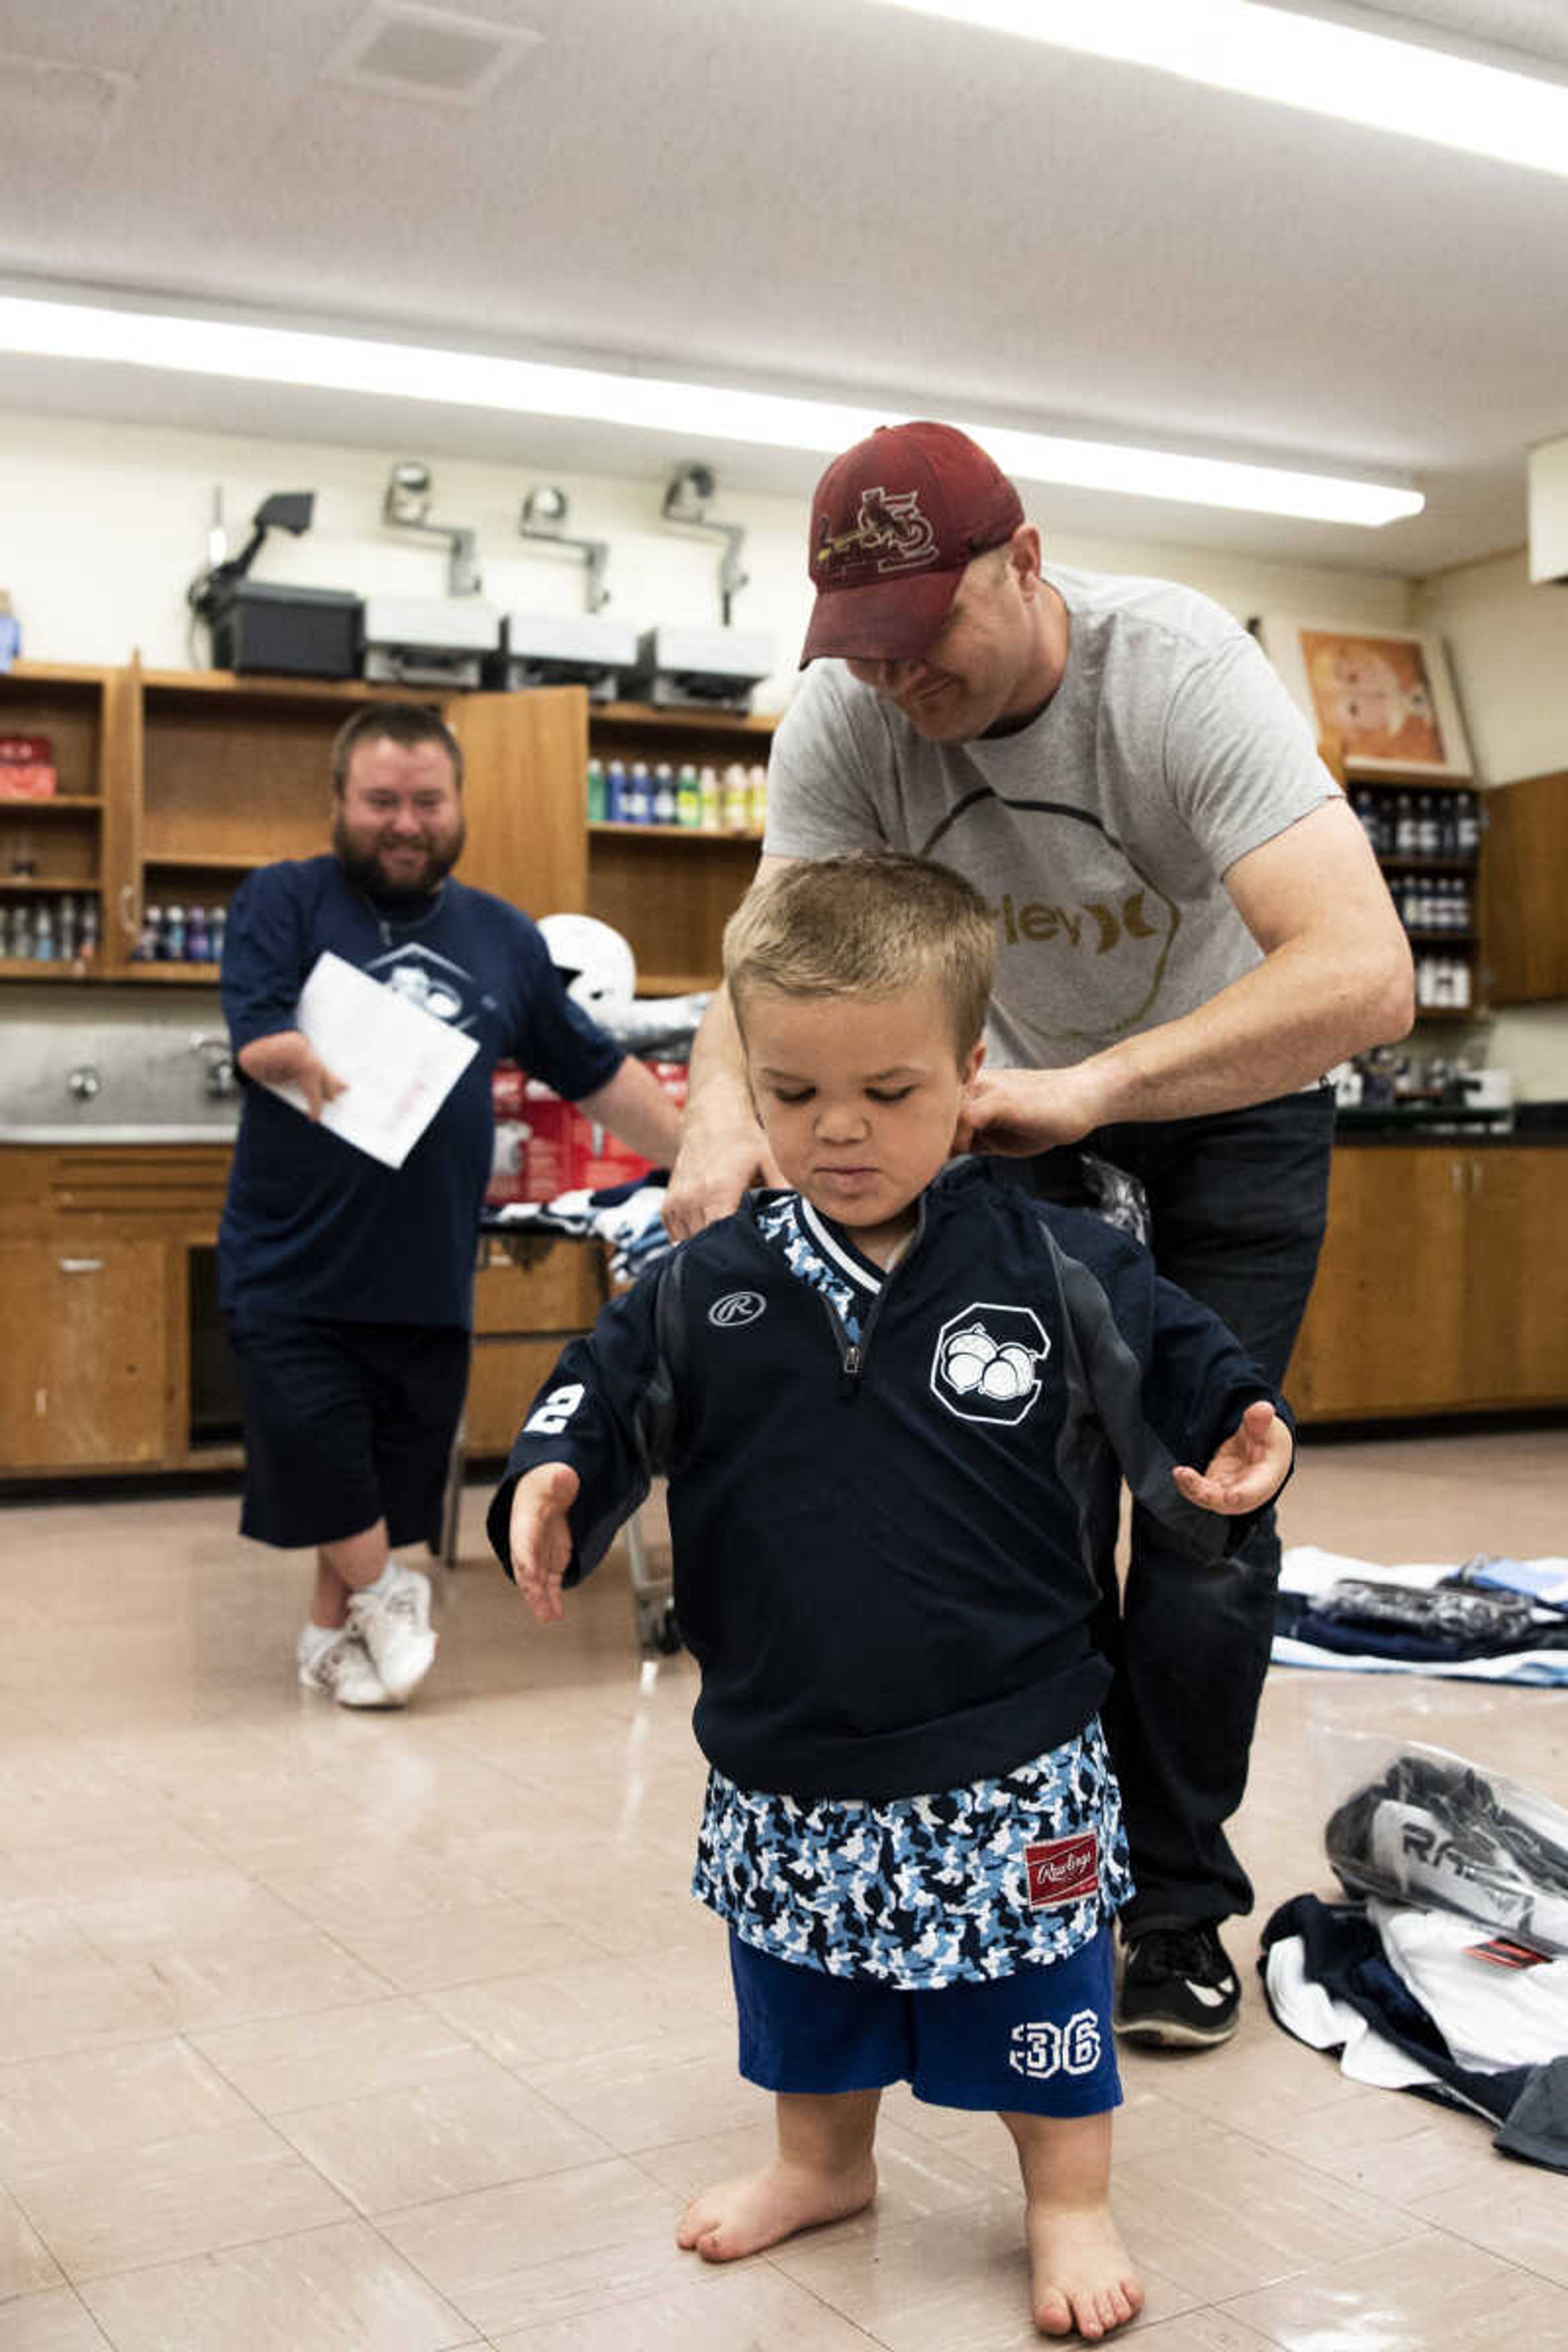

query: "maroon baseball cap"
xmin=800 ymin=420 xmax=1025 ymax=667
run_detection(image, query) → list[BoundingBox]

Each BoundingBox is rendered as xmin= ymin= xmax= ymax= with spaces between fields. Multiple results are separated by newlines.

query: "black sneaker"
xmin=1114 ymin=1922 xmax=1241 ymax=2047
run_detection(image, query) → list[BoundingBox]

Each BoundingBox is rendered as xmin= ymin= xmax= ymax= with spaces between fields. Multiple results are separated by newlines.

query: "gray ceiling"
xmin=2 ymin=0 xmax=1568 ymax=573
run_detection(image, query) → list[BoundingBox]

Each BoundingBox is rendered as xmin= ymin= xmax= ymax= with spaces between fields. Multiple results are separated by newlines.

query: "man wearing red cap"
xmin=667 ymin=419 xmax=1413 ymax=2050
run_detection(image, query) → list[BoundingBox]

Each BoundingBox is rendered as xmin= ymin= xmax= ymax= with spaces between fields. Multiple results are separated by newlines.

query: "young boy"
xmin=490 ymin=852 xmax=1292 ymax=2343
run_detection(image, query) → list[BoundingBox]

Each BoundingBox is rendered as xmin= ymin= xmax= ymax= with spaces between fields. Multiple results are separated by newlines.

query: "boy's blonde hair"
xmin=723 ymin=852 xmax=994 ymax=1059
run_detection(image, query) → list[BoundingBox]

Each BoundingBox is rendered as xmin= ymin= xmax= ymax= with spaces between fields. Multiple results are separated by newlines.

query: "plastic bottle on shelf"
xmin=209 ymin=906 xmax=226 ymax=967
xmin=1452 ymin=956 xmax=1472 ymax=1011
xmin=1417 ymin=793 xmax=1440 ymax=855
xmin=586 ymin=758 xmax=606 ymax=822
xmin=1393 ymin=791 xmax=1417 ymax=856
xmin=1456 ymin=790 xmax=1480 ymax=856
xmin=6 ymin=901 xmax=31 ymax=959
xmin=651 ymin=762 xmax=677 ymax=825
xmin=187 ymin=905 xmax=211 ymax=963
xmin=697 ymin=764 xmax=721 ymax=831
xmin=78 ymin=897 xmax=99 ymax=966
xmin=747 ymin=762 xmax=769 ymax=834
xmin=675 ymin=763 xmax=700 ymax=827
xmin=32 ymin=901 xmax=55 ymax=962
xmin=132 ymin=905 xmax=159 ymax=962
xmin=57 ymin=894 xmax=76 ymax=961
xmin=1434 ymin=793 xmax=1457 ymax=857
xmin=161 ymin=904 xmax=186 ymax=961
xmin=721 ymin=762 xmax=751 ymax=834
xmin=623 ymin=761 xmax=652 ymax=824
xmin=602 ymin=759 xmax=626 ymax=822
xmin=1351 ymin=788 xmax=1381 ymax=853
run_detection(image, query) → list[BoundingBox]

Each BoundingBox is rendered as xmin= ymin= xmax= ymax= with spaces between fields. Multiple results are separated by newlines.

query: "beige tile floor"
xmin=0 ymin=1421 xmax=1564 ymax=2350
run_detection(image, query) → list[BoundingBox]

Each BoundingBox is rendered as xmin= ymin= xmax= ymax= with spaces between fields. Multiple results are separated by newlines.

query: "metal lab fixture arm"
xmin=662 ymin=463 xmax=749 ymax=625
xmin=518 ymin=485 xmax=612 ymax=613
xmin=382 ymin=461 xmax=482 ymax=597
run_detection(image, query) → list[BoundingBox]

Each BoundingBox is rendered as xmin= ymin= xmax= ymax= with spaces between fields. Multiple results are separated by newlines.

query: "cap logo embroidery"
xmin=813 ymin=487 xmax=937 ymax=577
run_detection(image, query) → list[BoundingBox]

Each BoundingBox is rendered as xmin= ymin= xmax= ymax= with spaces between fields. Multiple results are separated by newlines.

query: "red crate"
xmin=488 ymin=1061 xmax=686 ymax=1205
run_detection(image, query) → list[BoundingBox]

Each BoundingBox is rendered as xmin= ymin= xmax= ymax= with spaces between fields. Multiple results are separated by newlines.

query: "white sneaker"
xmin=297 ymin=1626 xmax=398 ymax=1710
xmin=349 ymin=1562 xmax=437 ymax=1702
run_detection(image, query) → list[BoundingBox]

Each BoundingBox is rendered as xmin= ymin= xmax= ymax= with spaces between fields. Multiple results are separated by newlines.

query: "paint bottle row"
xmin=587 ymin=759 xmax=768 ymax=833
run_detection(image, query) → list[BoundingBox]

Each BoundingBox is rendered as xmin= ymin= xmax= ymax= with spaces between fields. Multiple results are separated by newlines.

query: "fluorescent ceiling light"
xmin=0 ymin=292 xmax=1421 ymax=526
xmin=867 ymin=0 xmax=1568 ymax=178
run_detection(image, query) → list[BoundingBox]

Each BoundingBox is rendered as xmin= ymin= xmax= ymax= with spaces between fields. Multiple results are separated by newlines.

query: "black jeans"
xmin=994 ymin=1085 xmax=1336 ymax=1932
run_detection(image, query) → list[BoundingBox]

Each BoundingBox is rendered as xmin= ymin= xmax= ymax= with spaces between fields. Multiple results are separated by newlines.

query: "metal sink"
xmin=0 ymin=1016 xmax=241 ymax=1147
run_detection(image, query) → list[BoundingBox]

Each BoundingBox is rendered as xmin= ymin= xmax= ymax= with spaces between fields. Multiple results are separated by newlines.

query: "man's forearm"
xmin=681 ymin=983 xmax=765 ymax=1153
xmin=577 ymin=1057 xmax=685 ymax=1168
xmin=235 ymin=1029 xmax=313 ymax=1086
xmin=1076 ymin=924 xmax=1414 ymax=1128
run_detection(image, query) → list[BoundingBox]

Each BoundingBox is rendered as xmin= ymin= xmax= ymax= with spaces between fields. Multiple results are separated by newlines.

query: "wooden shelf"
xmin=0 ymin=875 xmax=102 ymax=895
xmin=0 ymin=958 xmax=96 ymax=980
xmin=593 ymin=702 xmax=777 ymax=736
xmin=139 ymin=667 xmax=425 ymax=705
xmin=1 ymin=660 xmax=115 ymax=688
xmin=142 ymin=853 xmax=260 ymax=873
xmin=638 ymin=971 xmax=717 ymax=996
xmin=0 ymin=796 xmax=105 ymax=813
xmin=124 ymin=962 xmax=221 ymax=984
xmin=588 ymin=822 xmax=762 ymax=844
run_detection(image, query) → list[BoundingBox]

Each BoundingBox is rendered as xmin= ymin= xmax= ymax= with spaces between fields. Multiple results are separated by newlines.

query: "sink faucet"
xmin=67 ymin=1065 xmax=100 ymax=1100
xmin=189 ymin=1031 xmax=238 ymax=1100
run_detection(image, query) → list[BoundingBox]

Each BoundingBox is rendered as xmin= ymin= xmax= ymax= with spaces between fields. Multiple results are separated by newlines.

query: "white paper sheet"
xmin=264 ymin=950 xmax=478 ymax=1169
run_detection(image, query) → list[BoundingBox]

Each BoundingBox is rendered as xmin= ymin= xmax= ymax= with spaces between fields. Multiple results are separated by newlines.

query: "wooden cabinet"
xmin=125 ymin=673 xmax=592 ymax=960
xmin=585 ymin=702 xmax=774 ymax=992
xmin=0 ymin=662 xmax=126 ymax=979
xmin=1287 ymin=1144 xmax=1568 ymax=1420
xmin=1320 ymin=742 xmax=1483 ymax=1021
xmin=463 ymin=1244 xmax=603 ymax=1458
xmin=1480 ymin=768 xmax=1568 ymax=1004
xmin=0 ymin=1238 xmax=171 ymax=1470
xmin=0 ymin=1143 xmax=234 ymax=1480
xmin=2 ymin=662 xmax=771 ymax=995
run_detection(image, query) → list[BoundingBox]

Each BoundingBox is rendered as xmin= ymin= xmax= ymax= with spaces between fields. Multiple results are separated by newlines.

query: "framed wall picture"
xmin=1252 ymin=615 xmax=1472 ymax=779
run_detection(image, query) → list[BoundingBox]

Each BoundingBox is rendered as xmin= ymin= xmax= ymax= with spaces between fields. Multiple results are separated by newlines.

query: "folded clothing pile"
xmin=1263 ymin=1741 xmax=1568 ymax=2170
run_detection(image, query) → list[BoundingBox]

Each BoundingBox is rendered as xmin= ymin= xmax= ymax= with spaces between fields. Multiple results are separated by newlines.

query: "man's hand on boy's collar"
xmin=1171 ymin=1401 xmax=1292 ymax=1517
xmin=953 ymin=1064 xmax=1109 ymax=1158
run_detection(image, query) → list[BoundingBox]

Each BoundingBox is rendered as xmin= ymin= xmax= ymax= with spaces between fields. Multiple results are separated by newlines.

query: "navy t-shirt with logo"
xmin=218 ymin=855 xmax=623 ymax=1329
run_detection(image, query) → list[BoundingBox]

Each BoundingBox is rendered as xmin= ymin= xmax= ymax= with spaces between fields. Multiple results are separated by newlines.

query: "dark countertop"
xmin=1334 ymin=1102 xmax=1568 ymax=1145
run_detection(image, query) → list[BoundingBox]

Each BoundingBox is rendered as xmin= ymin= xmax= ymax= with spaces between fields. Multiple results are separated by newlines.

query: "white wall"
xmin=1415 ymin=546 xmax=1568 ymax=787
xmin=0 ymin=410 xmax=1413 ymax=706
xmin=1414 ymin=547 xmax=1568 ymax=1096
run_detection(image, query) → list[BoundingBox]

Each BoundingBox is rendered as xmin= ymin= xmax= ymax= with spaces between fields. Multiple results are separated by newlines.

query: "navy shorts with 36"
xmin=227 ymin=1314 xmax=469 ymax=1553
xmin=729 ymin=1924 xmax=1121 ymax=2117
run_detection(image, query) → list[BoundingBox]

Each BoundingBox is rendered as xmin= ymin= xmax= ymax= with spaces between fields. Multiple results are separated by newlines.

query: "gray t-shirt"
xmin=766 ymin=564 xmax=1337 ymax=1069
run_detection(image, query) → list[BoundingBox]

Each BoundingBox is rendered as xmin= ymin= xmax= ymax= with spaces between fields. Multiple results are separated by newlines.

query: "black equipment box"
xmin=207 ymin=581 xmax=362 ymax=680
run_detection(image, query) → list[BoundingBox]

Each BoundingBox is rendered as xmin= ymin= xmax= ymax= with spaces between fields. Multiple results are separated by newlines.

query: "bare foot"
xmin=676 ymin=2154 xmax=877 ymax=2262
xmin=1027 ymin=2198 xmax=1144 ymax=2340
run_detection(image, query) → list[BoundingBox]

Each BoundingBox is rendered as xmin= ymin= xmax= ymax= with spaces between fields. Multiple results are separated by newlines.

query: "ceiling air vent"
xmin=319 ymin=3 xmax=542 ymax=108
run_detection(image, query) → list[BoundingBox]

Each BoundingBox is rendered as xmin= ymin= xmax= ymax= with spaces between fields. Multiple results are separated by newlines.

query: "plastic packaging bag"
xmin=1317 ymin=1733 xmax=1568 ymax=1956
xmin=1314 ymin=1577 xmax=1536 ymax=1646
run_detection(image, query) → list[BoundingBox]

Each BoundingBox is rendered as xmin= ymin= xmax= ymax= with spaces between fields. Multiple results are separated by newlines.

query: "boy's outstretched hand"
xmin=1172 ymin=1400 xmax=1292 ymax=1516
xmin=508 ymin=1462 xmax=581 ymax=1622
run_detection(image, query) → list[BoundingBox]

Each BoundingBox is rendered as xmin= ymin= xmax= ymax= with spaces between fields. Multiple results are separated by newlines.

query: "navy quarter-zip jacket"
xmin=488 ymin=1160 xmax=1289 ymax=1804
